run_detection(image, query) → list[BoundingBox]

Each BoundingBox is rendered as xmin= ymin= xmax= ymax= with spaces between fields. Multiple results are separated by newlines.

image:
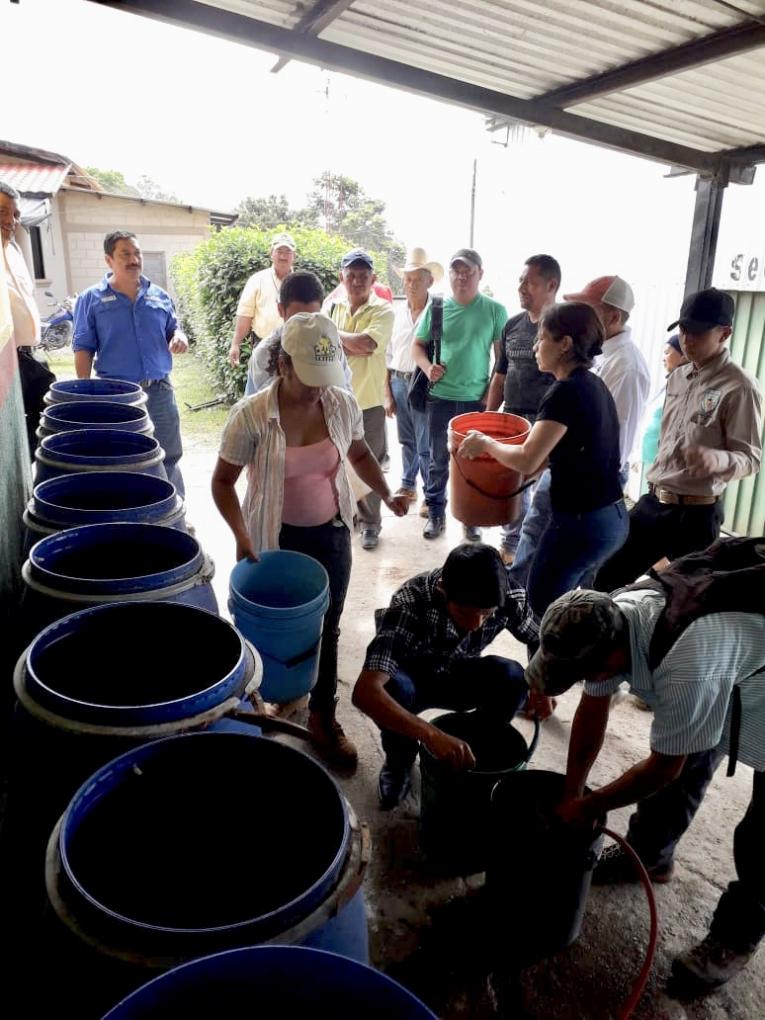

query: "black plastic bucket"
xmin=488 ymin=770 xmax=604 ymax=965
xmin=419 ymin=710 xmax=539 ymax=875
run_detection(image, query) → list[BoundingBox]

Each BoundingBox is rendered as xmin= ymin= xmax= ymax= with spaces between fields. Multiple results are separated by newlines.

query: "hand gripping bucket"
xmin=448 ymin=411 xmax=532 ymax=527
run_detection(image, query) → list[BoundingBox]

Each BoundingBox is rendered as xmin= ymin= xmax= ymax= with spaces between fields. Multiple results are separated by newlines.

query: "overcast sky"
xmin=6 ymin=0 xmax=758 ymax=317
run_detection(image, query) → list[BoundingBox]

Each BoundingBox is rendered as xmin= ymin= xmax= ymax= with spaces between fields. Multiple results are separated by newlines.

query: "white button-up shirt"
xmin=386 ymin=298 xmax=429 ymax=374
xmin=4 ymin=240 xmax=41 ymax=347
xmin=594 ymin=326 xmax=650 ymax=475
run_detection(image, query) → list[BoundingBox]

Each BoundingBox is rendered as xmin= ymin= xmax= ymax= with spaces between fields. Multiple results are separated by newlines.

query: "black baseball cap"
xmin=340 ymin=248 xmax=374 ymax=270
xmin=668 ymin=288 xmax=734 ymax=332
xmin=449 ymin=248 xmax=483 ymax=270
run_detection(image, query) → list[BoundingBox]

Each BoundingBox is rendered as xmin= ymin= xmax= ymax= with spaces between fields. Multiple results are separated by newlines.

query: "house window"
xmin=30 ymin=225 xmax=46 ymax=280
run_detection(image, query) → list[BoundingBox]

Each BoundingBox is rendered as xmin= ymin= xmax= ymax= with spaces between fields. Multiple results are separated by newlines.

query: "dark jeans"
xmin=278 ymin=518 xmax=351 ymax=713
xmin=595 ymin=492 xmax=724 ymax=592
xmin=625 ymin=750 xmax=765 ymax=952
xmin=380 ymin=655 xmax=528 ymax=770
xmin=425 ymin=396 xmax=484 ymax=517
xmin=390 ymin=372 xmax=429 ymax=490
xmin=526 ymin=500 xmax=629 ymax=618
xmin=358 ymin=405 xmax=386 ymax=532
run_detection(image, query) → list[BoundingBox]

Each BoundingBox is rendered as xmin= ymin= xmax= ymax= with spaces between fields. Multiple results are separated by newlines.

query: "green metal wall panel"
xmin=722 ymin=291 xmax=765 ymax=537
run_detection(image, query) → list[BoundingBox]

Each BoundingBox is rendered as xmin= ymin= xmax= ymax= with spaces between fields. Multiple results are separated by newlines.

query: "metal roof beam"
xmin=93 ymin=0 xmax=723 ymax=175
xmin=271 ymin=0 xmax=355 ymax=74
xmin=538 ymin=19 xmax=765 ymax=108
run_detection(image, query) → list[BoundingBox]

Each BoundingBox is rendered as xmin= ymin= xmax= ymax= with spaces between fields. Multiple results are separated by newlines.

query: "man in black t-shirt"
xmin=487 ymin=254 xmax=560 ymax=564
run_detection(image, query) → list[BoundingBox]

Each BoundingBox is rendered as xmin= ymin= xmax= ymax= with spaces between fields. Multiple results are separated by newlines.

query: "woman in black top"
xmin=458 ymin=302 xmax=628 ymax=616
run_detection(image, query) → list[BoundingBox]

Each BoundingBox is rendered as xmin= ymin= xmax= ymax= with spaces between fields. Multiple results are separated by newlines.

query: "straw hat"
xmin=394 ymin=247 xmax=444 ymax=284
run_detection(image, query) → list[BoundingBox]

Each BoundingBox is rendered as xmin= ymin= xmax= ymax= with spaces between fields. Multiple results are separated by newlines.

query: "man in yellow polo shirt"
xmin=329 ymin=249 xmax=394 ymax=551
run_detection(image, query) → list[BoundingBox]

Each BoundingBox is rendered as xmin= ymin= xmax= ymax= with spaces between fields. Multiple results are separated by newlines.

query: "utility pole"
xmin=469 ymin=158 xmax=477 ymax=247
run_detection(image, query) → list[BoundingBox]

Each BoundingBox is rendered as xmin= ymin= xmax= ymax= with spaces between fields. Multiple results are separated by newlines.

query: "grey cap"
xmin=449 ymin=247 xmax=482 ymax=270
xmin=525 ymin=590 xmax=623 ymax=696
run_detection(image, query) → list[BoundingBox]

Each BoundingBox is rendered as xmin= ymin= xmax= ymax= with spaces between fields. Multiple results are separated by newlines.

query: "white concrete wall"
xmin=57 ymin=190 xmax=211 ymax=302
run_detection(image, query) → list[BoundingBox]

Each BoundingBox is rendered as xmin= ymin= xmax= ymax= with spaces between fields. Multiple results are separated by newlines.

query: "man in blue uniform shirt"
xmin=73 ymin=231 xmax=188 ymax=496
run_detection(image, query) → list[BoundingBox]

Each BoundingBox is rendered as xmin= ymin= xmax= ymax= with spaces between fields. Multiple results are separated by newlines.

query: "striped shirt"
xmin=363 ymin=568 xmax=539 ymax=679
xmin=584 ymin=589 xmax=765 ymax=770
xmin=218 ymin=380 xmax=364 ymax=552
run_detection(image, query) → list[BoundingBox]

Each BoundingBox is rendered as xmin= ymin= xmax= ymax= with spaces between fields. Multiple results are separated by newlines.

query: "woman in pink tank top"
xmin=213 ymin=313 xmax=409 ymax=767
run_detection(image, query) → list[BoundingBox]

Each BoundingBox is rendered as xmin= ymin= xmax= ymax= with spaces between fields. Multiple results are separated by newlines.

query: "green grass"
xmin=44 ymin=347 xmax=232 ymax=447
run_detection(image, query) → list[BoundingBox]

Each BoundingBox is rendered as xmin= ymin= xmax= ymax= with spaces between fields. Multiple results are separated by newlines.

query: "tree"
xmin=135 ymin=175 xmax=181 ymax=203
xmin=235 ymin=193 xmax=311 ymax=230
xmin=84 ymin=167 xmax=138 ymax=196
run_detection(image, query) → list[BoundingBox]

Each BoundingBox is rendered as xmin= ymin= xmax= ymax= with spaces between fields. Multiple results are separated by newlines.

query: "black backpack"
xmin=624 ymin=536 xmax=765 ymax=774
xmin=407 ymin=296 xmax=443 ymax=414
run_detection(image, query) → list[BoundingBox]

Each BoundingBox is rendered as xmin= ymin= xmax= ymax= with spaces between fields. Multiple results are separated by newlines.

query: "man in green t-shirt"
xmin=412 ymin=248 xmax=507 ymax=541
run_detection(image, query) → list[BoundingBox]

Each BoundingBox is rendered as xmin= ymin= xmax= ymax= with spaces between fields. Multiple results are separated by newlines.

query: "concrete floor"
xmin=184 ymin=427 xmax=763 ymax=1020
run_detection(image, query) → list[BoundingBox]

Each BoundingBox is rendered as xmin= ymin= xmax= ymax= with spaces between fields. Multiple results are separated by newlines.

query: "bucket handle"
xmin=254 ymin=639 xmax=322 ymax=671
xmin=334 ymin=821 xmax=372 ymax=914
xmin=451 ymin=454 xmax=536 ymax=503
xmin=523 ymin=714 xmax=541 ymax=763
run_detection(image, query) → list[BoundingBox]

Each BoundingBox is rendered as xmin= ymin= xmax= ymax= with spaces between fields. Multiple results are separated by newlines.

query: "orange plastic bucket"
xmin=448 ymin=412 xmax=531 ymax=527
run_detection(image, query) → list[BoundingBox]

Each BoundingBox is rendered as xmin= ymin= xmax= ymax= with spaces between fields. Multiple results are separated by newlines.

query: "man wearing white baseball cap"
xmin=229 ymin=232 xmax=297 ymax=367
xmin=213 ymin=312 xmax=408 ymax=766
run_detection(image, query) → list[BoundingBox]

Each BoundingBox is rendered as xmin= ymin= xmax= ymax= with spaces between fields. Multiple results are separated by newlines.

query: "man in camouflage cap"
xmin=527 ymin=588 xmax=765 ymax=997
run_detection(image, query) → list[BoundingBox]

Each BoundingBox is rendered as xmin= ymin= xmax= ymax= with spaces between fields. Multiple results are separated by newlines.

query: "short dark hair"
xmin=279 ymin=270 xmax=324 ymax=309
xmin=104 ymin=230 xmax=138 ymax=256
xmin=541 ymin=302 xmax=605 ymax=367
xmin=266 ymin=342 xmax=291 ymax=377
xmin=525 ymin=254 xmax=561 ymax=290
xmin=441 ymin=544 xmax=506 ymax=609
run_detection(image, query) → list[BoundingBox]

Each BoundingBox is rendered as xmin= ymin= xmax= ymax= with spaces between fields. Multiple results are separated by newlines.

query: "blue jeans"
xmin=425 ymin=396 xmax=484 ymax=517
xmin=526 ymin=499 xmax=629 ymax=617
xmin=500 ymin=412 xmax=536 ymax=554
xmin=509 ymin=469 xmax=552 ymax=589
xmin=380 ymin=655 xmax=528 ymax=770
xmin=144 ymin=379 xmax=185 ymax=498
xmin=390 ymin=372 xmax=429 ymax=490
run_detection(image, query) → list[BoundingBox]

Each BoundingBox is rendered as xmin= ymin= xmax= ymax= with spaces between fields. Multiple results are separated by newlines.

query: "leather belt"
xmin=649 ymin=484 xmax=718 ymax=506
xmin=390 ymin=369 xmax=413 ymax=381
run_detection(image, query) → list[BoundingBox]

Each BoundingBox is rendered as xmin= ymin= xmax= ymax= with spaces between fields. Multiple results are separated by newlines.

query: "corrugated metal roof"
xmin=101 ymin=0 xmax=765 ymax=165
xmin=0 ymin=161 xmax=70 ymax=196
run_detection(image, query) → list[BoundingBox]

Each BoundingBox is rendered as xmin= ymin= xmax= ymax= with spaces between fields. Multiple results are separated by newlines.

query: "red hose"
xmin=601 ymin=827 xmax=659 ymax=1019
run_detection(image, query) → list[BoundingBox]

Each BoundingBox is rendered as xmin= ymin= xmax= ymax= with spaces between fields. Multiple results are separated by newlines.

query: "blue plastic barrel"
xmin=21 ymin=523 xmax=217 ymax=635
xmin=24 ymin=471 xmax=185 ymax=545
xmin=35 ymin=430 xmax=166 ymax=484
xmin=229 ymin=551 xmax=330 ymax=704
xmin=102 ymin=946 xmax=436 ymax=1019
xmin=45 ymin=733 xmax=368 ymax=975
xmin=44 ymin=379 xmax=147 ymax=407
xmin=38 ymin=400 xmax=153 ymax=439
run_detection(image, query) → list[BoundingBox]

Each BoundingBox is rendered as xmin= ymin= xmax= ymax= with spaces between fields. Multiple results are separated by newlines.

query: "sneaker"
xmin=670 ymin=936 xmax=756 ymax=994
xmin=308 ymin=710 xmax=358 ymax=769
xmin=378 ymin=762 xmax=413 ymax=810
xmin=423 ymin=516 xmax=446 ymax=539
xmin=463 ymin=524 xmax=481 ymax=543
xmin=419 ymin=501 xmax=429 ymax=518
xmin=394 ymin=487 xmax=417 ymax=502
xmin=499 ymin=547 xmax=515 ymax=567
xmin=361 ymin=529 xmax=379 ymax=550
xmin=592 ymin=843 xmax=675 ymax=885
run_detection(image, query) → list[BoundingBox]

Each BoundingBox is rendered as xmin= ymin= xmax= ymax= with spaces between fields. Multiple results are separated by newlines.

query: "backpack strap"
xmin=429 ymin=296 xmax=443 ymax=366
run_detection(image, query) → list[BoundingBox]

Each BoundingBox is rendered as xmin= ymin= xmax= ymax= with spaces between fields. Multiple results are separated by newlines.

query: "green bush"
xmin=171 ymin=225 xmax=389 ymax=401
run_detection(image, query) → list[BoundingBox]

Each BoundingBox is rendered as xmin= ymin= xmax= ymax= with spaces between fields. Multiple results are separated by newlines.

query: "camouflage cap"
xmin=525 ymin=590 xmax=623 ymax=696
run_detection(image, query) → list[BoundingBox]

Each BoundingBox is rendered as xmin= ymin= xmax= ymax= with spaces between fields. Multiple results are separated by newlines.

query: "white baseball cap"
xmin=271 ymin=232 xmax=296 ymax=251
xmin=281 ymin=313 xmax=345 ymax=388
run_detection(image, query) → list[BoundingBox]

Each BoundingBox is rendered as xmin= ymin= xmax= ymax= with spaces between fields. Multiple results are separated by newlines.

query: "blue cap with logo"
xmin=341 ymin=248 xmax=374 ymax=270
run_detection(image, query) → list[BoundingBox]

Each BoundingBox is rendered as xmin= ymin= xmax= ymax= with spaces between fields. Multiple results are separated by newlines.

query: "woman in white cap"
xmin=213 ymin=312 xmax=409 ymax=766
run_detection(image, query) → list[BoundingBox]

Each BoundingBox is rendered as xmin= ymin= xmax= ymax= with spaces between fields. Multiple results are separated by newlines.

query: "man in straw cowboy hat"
xmin=385 ymin=247 xmax=444 ymax=515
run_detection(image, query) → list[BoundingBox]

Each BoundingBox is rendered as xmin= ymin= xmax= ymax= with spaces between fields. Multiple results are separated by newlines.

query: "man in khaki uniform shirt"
xmin=596 ymin=288 xmax=762 ymax=591
xmin=328 ymin=248 xmax=394 ymax=551
xmin=228 ymin=232 xmax=296 ymax=366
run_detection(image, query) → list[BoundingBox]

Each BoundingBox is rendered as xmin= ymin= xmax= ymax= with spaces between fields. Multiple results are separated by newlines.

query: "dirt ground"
xmin=183 ymin=424 xmax=764 ymax=1020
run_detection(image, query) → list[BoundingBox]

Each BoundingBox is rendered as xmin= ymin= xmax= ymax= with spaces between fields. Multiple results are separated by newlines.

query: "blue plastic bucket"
xmin=38 ymin=400 xmax=153 ymax=439
xmin=21 ymin=523 xmax=217 ymax=636
xmin=102 ymin=946 xmax=436 ymax=1019
xmin=45 ymin=734 xmax=368 ymax=976
xmin=5 ymin=603 xmax=262 ymax=960
xmin=229 ymin=551 xmax=330 ymax=704
xmin=35 ymin=430 xmax=166 ymax=484
xmin=24 ymin=472 xmax=185 ymax=545
xmin=44 ymin=379 xmax=147 ymax=407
